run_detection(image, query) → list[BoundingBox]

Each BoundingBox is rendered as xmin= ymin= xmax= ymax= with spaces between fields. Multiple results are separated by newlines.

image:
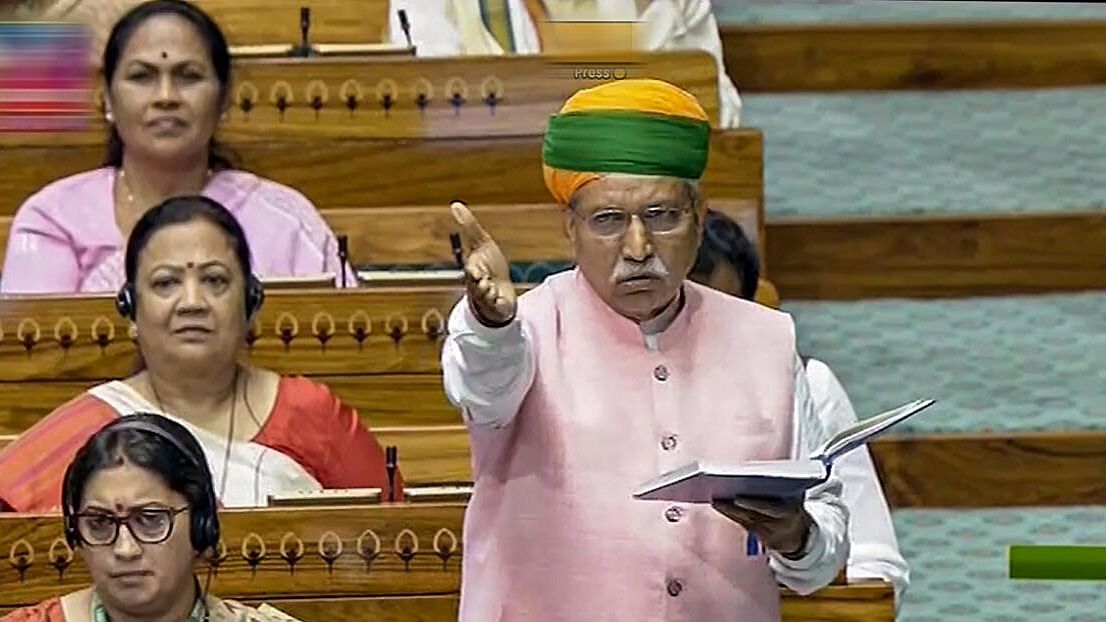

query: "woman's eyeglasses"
xmin=74 ymin=506 xmax=189 ymax=546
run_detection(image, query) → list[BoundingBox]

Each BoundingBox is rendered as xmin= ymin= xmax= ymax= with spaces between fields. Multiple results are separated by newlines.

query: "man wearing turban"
xmin=443 ymin=79 xmax=847 ymax=621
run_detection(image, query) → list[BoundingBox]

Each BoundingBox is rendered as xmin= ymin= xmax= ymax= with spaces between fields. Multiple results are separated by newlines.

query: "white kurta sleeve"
xmin=440 ymin=296 xmax=536 ymax=428
xmin=638 ymin=0 xmax=742 ymax=127
xmin=767 ymin=354 xmax=850 ymax=595
xmin=388 ymin=0 xmax=464 ymax=56
xmin=805 ymin=358 xmax=910 ymax=606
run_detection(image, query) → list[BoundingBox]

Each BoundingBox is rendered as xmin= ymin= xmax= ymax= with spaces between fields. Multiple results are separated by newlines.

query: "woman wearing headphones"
xmin=0 ymin=196 xmax=400 ymax=513
xmin=1 ymin=413 xmax=300 ymax=621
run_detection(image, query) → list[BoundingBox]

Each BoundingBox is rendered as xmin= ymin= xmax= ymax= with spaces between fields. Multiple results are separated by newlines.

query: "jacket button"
xmin=667 ymin=579 xmax=683 ymax=597
xmin=653 ymin=365 xmax=669 ymax=381
xmin=664 ymin=506 xmax=683 ymax=523
xmin=660 ymin=434 xmax=678 ymax=451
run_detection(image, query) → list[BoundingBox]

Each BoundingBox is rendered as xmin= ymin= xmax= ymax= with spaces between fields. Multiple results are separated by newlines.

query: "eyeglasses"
xmin=573 ymin=205 xmax=693 ymax=237
xmin=74 ymin=506 xmax=189 ymax=546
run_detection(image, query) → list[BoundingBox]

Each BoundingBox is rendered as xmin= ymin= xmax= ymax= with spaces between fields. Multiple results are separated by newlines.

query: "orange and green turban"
xmin=541 ymin=79 xmax=711 ymax=205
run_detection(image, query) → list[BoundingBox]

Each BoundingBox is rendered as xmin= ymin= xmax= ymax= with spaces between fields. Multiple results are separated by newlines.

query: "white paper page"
xmin=814 ymin=398 xmax=936 ymax=463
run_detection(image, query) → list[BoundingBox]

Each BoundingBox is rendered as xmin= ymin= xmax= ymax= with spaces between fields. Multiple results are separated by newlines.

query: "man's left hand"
xmin=712 ymin=496 xmax=814 ymax=559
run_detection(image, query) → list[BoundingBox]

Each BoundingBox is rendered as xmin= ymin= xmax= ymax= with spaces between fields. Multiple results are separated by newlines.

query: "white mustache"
xmin=612 ymin=257 xmax=670 ymax=282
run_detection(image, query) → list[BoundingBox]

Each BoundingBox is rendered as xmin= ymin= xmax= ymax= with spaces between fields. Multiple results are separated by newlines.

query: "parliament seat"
xmin=0 ymin=504 xmax=895 ymax=621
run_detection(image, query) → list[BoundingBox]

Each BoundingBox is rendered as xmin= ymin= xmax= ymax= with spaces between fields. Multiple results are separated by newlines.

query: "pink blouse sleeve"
xmin=1 ymin=199 xmax=81 ymax=294
xmin=283 ymin=191 xmax=359 ymax=288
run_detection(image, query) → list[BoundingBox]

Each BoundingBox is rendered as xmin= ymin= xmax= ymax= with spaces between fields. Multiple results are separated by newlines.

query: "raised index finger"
xmin=450 ymin=201 xmax=490 ymax=251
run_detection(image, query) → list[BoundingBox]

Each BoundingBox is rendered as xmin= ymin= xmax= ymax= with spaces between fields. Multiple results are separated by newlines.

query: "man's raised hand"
xmin=451 ymin=201 xmax=517 ymax=326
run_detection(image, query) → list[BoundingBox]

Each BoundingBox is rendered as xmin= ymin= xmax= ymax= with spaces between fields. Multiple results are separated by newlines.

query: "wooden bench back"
xmin=0 ymin=247 xmax=775 ymax=440
xmin=0 ymin=127 xmax=761 ymax=215
xmin=0 ymin=287 xmax=460 ymax=434
xmin=0 ymin=505 xmax=893 ymax=621
xmin=196 ymin=0 xmax=391 ymax=46
xmin=44 ymin=0 xmax=390 ymax=47
xmin=0 ymin=504 xmax=463 ymax=608
xmin=0 ymin=129 xmax=764 ymax=279
xmin=0 ymin=197 xmax=762 ymax=274
xmin=218 ymin=51 xmax=720 ymax=139
xmin=0 ymin=51 xmax=719 ymax=145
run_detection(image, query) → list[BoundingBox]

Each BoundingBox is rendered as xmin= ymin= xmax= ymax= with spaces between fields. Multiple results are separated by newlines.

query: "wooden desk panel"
xmin=0 ymin=51 xmax=719 ymax=146
xmin=0 ymin=288 xmax=460 ymax=382
xmin=0 ymin=199 xmax=763 ymax=269
xmin=0 ymin=505 xmax=890 ymax=620
xmin=0 ymin=504 xmax=465 ymax=605
xmin=0 ymin=130 xmax=762 ymax=213
xmin=0 ymin=374 xmax=460 ymax=435
xmin=43 ymin=0 xmax=390 ymax=47
xmin=219 ymin=51 xmax=720 ymax=139
xmin=197 ymin=0 xmax=391 ymax=46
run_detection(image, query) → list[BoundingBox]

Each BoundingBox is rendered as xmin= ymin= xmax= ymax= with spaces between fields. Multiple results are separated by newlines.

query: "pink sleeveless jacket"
xmin=461 ymin=271 xmax=798 ymax=621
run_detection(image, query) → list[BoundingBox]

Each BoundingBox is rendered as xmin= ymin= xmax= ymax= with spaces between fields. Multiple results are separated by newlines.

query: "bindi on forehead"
xmin=161 ymin=51 xmax=168 ymax=59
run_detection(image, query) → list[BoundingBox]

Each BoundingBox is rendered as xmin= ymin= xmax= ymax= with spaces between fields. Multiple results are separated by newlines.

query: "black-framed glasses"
xmin=74 ymin=506 xmax=189 ymax=546
xmin=572 ymin=205 xmax=693 ymax=237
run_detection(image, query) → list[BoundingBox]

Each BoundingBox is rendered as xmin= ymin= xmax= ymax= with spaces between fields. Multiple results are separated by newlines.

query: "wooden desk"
xmin=0 ymin=51 xmax=719 ymax=144
xmin=0 ymin=505 xmax=893 ymax=621
xmin=0 ymin=128 xmax=761 ymax=219
xmin=0 ymin=272 xmax=771 ymax=441
xmin=0 ymin=129 xmax=765 ymax=275
xmin=0 ymin=288 xmax=459 ymax=436
xmin=3 ymin=287 xmax=1098 ymax=508
xmin=44 ymin=0 xmax=391 ymax=47
xmin=0 ymin=504 xmax=463 ymax=613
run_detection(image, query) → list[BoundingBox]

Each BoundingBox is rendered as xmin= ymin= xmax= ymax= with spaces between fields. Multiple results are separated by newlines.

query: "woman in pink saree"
xmin=1 ymin=0 xmax=354 ymax=294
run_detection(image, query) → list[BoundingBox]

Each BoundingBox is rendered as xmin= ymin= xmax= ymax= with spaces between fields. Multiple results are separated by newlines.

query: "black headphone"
xmin=115 ymin=274 xmax=265 ymax=321
xmin=62 ymin=419 xmax=221 ymax=554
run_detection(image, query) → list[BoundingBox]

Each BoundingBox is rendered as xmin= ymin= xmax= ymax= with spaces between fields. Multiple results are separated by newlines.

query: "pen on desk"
xmin=449 ymin=231 xmax=464 ymax=268
xmin=336 ymin=234 xmax=349 ymax=289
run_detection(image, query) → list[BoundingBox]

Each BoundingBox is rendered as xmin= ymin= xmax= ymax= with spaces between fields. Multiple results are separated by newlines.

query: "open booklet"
xmin=632 ymin=398 xmax=936 ymax=503
xmin=260 ymin=273 xmax=336 ymax=290
xmin=227 ymin=43 xmax=414 ymax=59
xmin=357 ymin=269 xmax=465 ymax=287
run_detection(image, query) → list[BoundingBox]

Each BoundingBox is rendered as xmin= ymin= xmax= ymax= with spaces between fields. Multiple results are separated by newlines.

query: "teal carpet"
xmin=893 ymin=507 xmax=1106 ymax=621
xmin=715 ymin=1 xmax=1106 ymax=24
xmin=714 ymin=1 xmax=1106 ymax=219
xmin=743 ymin=88 xmax=1106 ymax=218
xmin=784 ymin=293 xmax=1106 ymax=434
xmin=691 ymin=6 xmax=1104 ymax=610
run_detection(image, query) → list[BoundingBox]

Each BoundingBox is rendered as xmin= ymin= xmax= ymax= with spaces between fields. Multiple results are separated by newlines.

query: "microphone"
xmin=337 ymin=234 xmax=349 ymax=289
xmin=449 ymin=232 xmax=464 ymax=269
xmin=298 ymin=6 xmax=311 ymax=57
xmin=397 ymin=9 xmax=413 ymax=50
xmin=385 ymin=446 xmax=398 ymax=502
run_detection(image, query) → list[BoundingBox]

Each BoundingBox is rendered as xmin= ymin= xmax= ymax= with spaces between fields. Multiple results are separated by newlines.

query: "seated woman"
xmin=689 ymin=209 xmax=910 ymax=605
xmin=1 ymin=413 xmax=302 ymax=621
xmin=1 ymin=0 xmax=355 ymax=294
xmin=0 ymin=195 xmax=400 ymax=512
